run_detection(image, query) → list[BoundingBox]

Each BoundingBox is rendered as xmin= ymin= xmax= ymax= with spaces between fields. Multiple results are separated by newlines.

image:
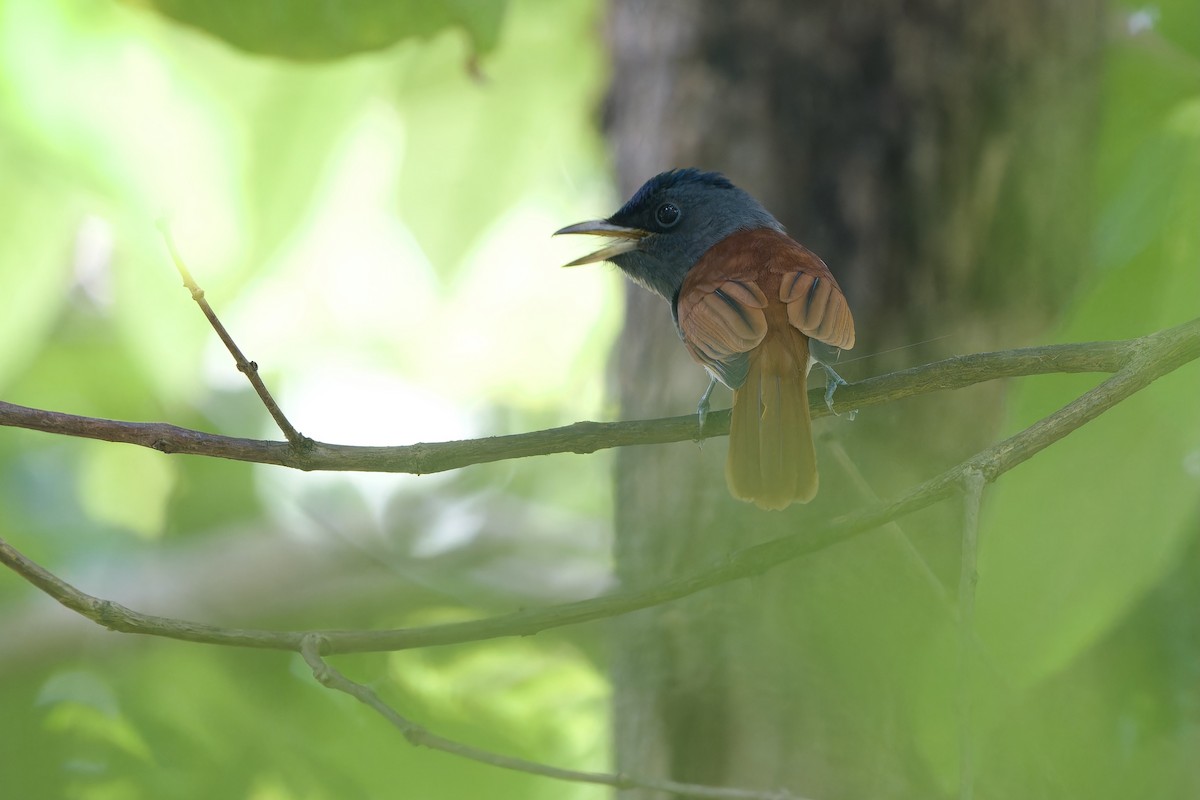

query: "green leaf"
xmin=122 ymin=0 xmax=510 ymax=61
xmin=975 ymin=96 xmax=1200 ymax=685
xmin=0 ymin=171 xmax=77 ymax=389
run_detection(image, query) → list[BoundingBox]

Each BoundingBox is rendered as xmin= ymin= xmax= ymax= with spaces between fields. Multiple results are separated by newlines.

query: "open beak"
xmin=553 ymin=220 xmax=648 ymax=267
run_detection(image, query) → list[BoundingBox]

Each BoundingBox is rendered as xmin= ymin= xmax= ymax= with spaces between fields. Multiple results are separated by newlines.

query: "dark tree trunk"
xmin=604 ymin=1 xmax=1104 ymax=797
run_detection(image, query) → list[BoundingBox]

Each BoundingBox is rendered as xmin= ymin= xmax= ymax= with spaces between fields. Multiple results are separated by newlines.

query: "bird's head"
xmin=555 ymin=169 xmax=783 ymax=301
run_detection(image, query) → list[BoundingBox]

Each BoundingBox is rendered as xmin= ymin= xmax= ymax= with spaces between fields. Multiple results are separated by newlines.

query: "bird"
xmin=555 ymin=168 xmax=855 ymax=510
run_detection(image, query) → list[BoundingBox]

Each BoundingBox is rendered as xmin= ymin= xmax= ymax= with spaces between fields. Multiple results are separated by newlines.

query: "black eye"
xmin=655 ymin=202 xmax=681 ymax=228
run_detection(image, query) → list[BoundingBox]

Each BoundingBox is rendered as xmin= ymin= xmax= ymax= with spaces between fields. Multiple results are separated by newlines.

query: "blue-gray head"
xmin=555 ymin=169 xmax=783 ymax=300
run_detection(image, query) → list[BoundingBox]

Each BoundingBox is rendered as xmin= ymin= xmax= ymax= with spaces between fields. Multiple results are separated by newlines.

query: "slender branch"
xmin=299 ymin=636 xmax=805 ymax=800
xmin=957 ymin=470 xmax=985 ymax=800
xmin=3 ymin=316 xmax=1197 ymax=657
xmin=6 ymin=234 xmax=1191 ymax=800
xmin=156 ymin=221 xmax=309 ymax=449
xmin=3 ymin=321 xmax=1194 ymax=476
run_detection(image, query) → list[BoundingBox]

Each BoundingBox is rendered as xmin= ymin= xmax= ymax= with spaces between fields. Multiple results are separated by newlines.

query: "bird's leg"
xmin=818 ymin=361 xmax=857 ymax=420
xmin=696 ymin=375 xmax=718 ymax=439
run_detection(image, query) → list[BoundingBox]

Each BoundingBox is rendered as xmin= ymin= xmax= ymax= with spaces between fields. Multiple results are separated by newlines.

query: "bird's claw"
xmin=819 ymin=363 xmax=857 ymax=420
xmin=695 ymin=376 xmax=717 ymax=441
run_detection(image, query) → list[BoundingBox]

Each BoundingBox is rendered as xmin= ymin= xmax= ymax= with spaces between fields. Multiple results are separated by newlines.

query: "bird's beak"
xmin=553 ymin=220 xmax=648 ymax=267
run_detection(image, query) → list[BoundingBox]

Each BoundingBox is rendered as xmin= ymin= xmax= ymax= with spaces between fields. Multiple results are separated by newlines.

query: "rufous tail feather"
xmin=725 ymin=333 xmax=817 ymax=509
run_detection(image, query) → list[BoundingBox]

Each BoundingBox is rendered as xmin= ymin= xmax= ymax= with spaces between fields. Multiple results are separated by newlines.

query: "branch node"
xmin=300 ymin=633 xmax=335 ymax=684
xmin=301 ymin=632 xmax=331 ymax=658
xmin=288 ymin=434 xmax=317 ymax=461
xmin=94 ymin=598 xmax=126 ymax=630
xmin=961 ymin=467 xmax=987 ymax=493
xmin=157 ymin=222 xmax=308 ymax=448
xmin=612 ymin=772 xmax=636 ymax=790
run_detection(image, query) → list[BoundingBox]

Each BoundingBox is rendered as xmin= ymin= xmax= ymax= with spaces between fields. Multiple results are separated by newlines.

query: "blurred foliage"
xmin=0 ymin=0 xmax=613 ymax=797
xmin=122 ymin=0 xmax=509 ymax=61
xmin=1 ymin=0 xmax=1199 ymax=798
xmin=913 ymin=3 xmax=1200 ymax=792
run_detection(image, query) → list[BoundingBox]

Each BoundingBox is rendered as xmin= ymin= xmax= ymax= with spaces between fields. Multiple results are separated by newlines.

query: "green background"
xmin=1 ymin=1 xmax=1199 ymax=798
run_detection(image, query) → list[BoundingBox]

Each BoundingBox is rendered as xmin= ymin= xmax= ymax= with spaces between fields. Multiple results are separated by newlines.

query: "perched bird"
xmin=556 ymin=169 xmax=854 ymax=509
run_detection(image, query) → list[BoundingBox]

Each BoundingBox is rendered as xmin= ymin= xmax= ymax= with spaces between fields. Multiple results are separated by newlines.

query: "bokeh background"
xmin=1 ymin=1 xmax=1198 ymax=798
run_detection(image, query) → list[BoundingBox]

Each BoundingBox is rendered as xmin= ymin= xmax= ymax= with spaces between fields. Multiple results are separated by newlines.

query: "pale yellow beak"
xmin=553 ymin=220 xmax=648 ymax=267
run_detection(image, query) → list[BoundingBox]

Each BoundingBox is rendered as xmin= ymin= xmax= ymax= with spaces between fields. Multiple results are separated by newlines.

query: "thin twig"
xmin=156 ymin=221 xmax=309 ymax=449
xmin=299 ymin=636 xmax=804 ymax=800
xmin=2 ymin=316 xmax=1197 ymax=656
xmin=825 ymin=437 xmax=952 ymax=605
xmin=3 ymin=320 xmax=1196 ymax=476
xmin=957 ymin=469 xmax=985 ymax=800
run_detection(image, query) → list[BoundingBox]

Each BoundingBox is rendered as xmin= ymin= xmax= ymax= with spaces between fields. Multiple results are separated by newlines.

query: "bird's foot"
xmin=819 ymin=363 xmax=857 ymax=420
xmin=695 ymin=376 xmax=717 ymax=441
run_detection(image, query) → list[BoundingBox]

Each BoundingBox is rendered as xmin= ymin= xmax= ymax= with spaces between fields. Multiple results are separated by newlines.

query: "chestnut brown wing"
xmin=677 ymin=228 xmax=854 ymax=387
xmin=676 ymin=278 xmax=769 ymax=389
xmin=774 ymin=246 xmax=855 ymax=350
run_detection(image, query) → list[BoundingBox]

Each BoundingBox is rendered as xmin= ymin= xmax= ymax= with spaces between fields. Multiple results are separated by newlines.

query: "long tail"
xmin=725 ymin=333 xmax=817 ymax=510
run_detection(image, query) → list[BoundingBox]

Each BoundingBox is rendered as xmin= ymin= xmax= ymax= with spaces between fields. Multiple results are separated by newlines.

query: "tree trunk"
xmin=604 ymin=1 xmax=1104 ymax=796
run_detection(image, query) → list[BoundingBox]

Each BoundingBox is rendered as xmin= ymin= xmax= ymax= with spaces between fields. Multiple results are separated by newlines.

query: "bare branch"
xmin=957 ymin=469 xmax=985 ymax=800
xmin=299 ymin=636 xmax=807 ymax=800
xmin=2 ymin=315 xmax=1197 ymax=658
xmin=156 ymin=221 xmax=309 ymax=449
xmin=4 ymin=227 xmax=1191 ymax=798
xmin=3 ymin=320 xmax=1192 ymax=476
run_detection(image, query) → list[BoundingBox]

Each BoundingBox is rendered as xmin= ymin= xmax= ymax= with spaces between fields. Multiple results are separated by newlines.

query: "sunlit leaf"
xmin=121 ymin=0 xmax=510 ymax=61
xmin=79 ymin=444 xmax=176 ymax=540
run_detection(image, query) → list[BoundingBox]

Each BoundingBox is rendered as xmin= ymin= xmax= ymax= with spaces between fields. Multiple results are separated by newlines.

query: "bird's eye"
xmin=655 ymin=202 xmax=681 ymax=228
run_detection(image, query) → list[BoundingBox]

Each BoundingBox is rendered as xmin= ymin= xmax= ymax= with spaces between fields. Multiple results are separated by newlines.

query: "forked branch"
xmin=0 ymin=328 xmax=1178 ymax=475
xmin=2 ymin=237 xmax=1198 ymax=800
xmin=2 ymin=315 xmax=1197 ymax=656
